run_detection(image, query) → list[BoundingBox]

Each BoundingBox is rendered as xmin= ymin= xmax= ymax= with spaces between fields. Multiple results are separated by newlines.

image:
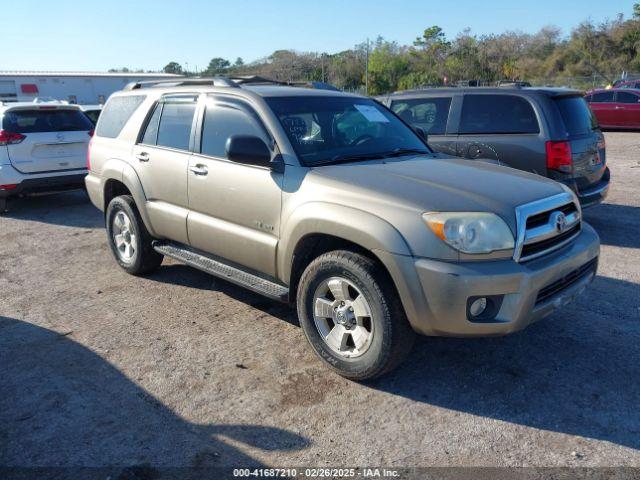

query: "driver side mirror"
xmin=225 ymin=135 xmax=272 ymax=167
xmin=414 ymin=127 xmax=428 ymax=142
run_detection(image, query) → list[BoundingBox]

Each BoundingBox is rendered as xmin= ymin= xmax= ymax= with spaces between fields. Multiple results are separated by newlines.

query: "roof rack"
xmin=123 ymin=75 xmax=339 ymax=91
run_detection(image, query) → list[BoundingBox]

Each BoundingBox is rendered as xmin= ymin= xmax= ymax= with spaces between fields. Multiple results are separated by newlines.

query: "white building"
xmin=0 ymin=71 xmax=182 ymax=105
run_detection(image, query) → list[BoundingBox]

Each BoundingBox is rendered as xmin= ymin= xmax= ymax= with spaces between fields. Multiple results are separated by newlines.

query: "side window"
xmin=96 ymin=95 xmax=146 ymax=138
xmin=201 ymin=101 xmax=268 ymax=158
xmin=617 ymin=92 xmax=640 ymax=104
xmin=460 ymin=95 xmax=539 ymax=135
xmin=591 ymin=92 xmax=615 ymax=103
xmin=391 ymin=97 xmax=451 ymax=134
xmin=140 ymin=103 xmax=162 ymax=145
xmin=584 ymin=95 xmax=593 ymax=103
xmin=156 ymin=101 xmax=196 ymax=151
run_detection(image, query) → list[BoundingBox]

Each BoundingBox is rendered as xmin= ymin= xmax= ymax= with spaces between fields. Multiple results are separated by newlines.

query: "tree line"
xmin=136 ymin=5 xmax=640 ymax=95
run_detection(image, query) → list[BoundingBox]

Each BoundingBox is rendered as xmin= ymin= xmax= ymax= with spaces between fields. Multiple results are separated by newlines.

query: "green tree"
xmin=163 ymin=61 xmax=183 ymax=74
xmin=206 ymin=57 xmax=231 ymax=75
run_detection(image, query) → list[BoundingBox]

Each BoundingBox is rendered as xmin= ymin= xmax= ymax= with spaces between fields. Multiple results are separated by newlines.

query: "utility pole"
xmin=365 ymin=38 xmax=370 ymax=96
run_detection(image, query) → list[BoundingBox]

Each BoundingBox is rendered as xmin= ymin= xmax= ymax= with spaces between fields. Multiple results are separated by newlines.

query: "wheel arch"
xmin=101 ymin=158 xmax=158 ymax=237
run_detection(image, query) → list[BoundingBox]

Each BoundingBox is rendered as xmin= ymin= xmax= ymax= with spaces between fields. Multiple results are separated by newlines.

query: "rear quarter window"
xmin=2 ymin=108 xmax=94 ymax=133
xmin=96 ymin=95 xmax=146 ymax=138
xmin=554 ymin=96 xmax=597 ymax=136
xmin=460 ymin=95 xmax=539 ymax=135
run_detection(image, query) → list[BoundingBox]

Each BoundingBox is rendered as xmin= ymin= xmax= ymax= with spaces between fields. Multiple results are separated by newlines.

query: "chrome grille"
xmin=514 ymin=193 xmax=582 ymax=262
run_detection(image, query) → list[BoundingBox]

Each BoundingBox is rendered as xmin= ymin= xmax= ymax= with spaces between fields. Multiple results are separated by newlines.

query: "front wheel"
xmin=297 ymin=250 xmax=416 ymax=380
xmin=105 ymin=195 xmax=163 ymax=275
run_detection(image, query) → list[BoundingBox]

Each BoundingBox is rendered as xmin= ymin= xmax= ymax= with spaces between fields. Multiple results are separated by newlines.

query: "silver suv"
xmin=0 ymin=101 xmax=94 ymax=212
xmin=85 ymin=78 xmax=600 ymax=379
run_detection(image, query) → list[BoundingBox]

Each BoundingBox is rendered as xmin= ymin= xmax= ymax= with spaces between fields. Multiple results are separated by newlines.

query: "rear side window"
xmin=84 ymin=110 xmax=101 ymax=124
xmin=96 ymin=95 xmax=145 ymax=138
xmin=200 ymin=101 xmax=268 ymax=158
xmin=3 ymin=109 xmax=94 ymax=133
xmin=617 ymin=91 xmax=640 ymax=104
xmin=554 ymin=96 xmax=597 ymax=136
xmin=591 ymin=92 xmax=615 ymax=103
xmin=391 ymin=97 xmax=452 ymax=135
xmin=156 ymin=101 xmax=196 ymax=151
xmin=460 ymin=95 xmax=539 ymax=135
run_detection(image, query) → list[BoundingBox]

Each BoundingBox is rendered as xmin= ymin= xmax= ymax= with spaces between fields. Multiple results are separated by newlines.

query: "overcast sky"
xmin=1 ymin=0 xmax=633 ymax=72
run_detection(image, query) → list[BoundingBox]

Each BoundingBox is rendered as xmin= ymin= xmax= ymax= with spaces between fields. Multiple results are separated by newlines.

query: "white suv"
xmin=0 ymin=102 xmax=94 ymax=212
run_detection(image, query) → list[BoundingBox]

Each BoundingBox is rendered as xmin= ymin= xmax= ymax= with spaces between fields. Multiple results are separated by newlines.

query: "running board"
xmin=153 ymin=241 xmax=289 ymax=302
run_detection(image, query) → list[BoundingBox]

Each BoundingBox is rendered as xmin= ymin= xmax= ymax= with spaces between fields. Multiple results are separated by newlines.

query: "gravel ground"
xmin=0 ymin=132 xmax=639 ymax=472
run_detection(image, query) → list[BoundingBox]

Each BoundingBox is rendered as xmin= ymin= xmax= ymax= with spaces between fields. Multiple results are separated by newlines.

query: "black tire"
xmin=105 ymin=195 xmax=163 ymax=275
xmin=297 ymin=250 xmax=416 ymax=380
xmin=0 ymin=198 xmax=7 ymax=214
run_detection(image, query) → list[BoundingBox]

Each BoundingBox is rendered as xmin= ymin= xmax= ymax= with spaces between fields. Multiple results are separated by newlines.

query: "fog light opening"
xmin=466 ymin=295 xmax=504 ymax=323
xmin=469 ymin=297 xmax=487 ymax=317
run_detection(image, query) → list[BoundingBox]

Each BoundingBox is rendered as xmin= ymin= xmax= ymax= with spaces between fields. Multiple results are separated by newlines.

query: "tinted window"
xmin=591 ymin=91 xmax=615 ymax=103
xmin=460 ymin=95 xmax=539 ymax=134
xmin=617 ymin=91 xmax=640 ymax=104
xmin=156 ymin=102 xmax=196 ymax=151
xmin=554 ymin=96 xmax=597 ymax=136
xmin=266 ymin=96 xmax=430 ymax=166
xmin=96 ymin=95 xmax=145 ymax=138
xmin=84 ymin=109 xmax=101 ymax=124
xmin=140 ymin=103 xmax=162 ymax=145
xmin=201 ymin=101 xmax=268 ymax=158
xmin=391 ymin=97 xmax=452 ymax=135
xmin=2 ymin=108 xmax=94 ymax=133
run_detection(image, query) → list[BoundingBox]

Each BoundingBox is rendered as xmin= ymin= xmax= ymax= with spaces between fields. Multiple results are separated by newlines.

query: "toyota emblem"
xmin=551 ymin=211 xmax=568 ymax=233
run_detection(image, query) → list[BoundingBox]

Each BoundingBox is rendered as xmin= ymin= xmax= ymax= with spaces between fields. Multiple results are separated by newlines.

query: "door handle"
xmin=189 ymin=165 xmax=208 ymax=176
xmin=135 ymin=152 xmax=150 ymax=162
xmin=615 ymin=106 xmax=625 ymax=110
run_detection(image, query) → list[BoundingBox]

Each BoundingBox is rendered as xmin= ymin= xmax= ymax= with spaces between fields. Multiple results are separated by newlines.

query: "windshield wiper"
xmin=314 ymin=152 xmax=387 ymax=166
xmin=381 ymin=148 xmax=430 ymax=158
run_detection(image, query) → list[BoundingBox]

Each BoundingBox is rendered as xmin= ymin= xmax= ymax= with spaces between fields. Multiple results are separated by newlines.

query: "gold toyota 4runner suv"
xmin=85 ymin=77 xmax=600 ymax=380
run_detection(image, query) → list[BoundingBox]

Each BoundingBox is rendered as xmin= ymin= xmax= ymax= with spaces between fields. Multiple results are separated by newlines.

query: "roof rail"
xmin=122 ymin=75 xmax=340 ymax=92
xmin=123 ymin=77 xmax=240 ymax=91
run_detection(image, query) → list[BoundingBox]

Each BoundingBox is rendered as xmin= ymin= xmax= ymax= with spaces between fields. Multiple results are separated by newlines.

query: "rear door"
xmin=2 ymin=107 xmax=93 ymax=173
xmin=132 ymin=95 xmax=197 ymax=244
xmin=615 ymin=91 xmax=640 ymax=128
xmin=587 ymin=91 xmax=617 ymax=127
xmin=456 ymin=94 xmax=543 ymax=172
xmin=553 ymin=95 xmax=606 ymax=191
xmin=389 ymin=96 xmax=457 ymax=155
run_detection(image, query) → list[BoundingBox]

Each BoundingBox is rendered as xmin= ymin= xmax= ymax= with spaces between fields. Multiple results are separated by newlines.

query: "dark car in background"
xmin=378 ymin=87 xmax=610 ymax=208
xmin=585 ymin=88 xmax=640 ymax=130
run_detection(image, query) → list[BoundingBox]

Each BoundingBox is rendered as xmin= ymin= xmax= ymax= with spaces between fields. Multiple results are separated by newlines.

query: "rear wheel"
xmin=0 ymin=198 xmax=7 ymax=214
xmin=297 ymin=250 xmax=416 ymax=380
xmin=106 ymin=195 xmax=163 ymax=275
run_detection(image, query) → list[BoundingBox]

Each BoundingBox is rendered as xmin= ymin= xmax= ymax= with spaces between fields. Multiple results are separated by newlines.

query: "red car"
xmin=585 ymin=88 xmax=640 ymax=129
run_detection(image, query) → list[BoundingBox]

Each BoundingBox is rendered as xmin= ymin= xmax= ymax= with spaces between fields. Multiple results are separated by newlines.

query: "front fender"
xmin=278 ymin=202 xmax=412 ymax=283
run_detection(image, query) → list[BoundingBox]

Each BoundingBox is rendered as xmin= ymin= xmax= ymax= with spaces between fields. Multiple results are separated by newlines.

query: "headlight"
xmin=423 ymin=212 xmax=514 ymax=254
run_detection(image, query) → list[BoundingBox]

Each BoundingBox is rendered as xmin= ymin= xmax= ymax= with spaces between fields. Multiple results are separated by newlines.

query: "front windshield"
xmin=266 ymin=96 xmax=431 ymax=166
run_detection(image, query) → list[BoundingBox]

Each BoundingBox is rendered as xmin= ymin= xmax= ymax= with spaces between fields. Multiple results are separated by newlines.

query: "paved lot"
xmin=1 ymin=132 xmax=639 ymax=470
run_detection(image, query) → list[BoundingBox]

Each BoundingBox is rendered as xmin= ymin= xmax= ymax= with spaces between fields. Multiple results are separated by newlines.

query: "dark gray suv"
xmin=379 ymin=87 xmax=610 ymax=208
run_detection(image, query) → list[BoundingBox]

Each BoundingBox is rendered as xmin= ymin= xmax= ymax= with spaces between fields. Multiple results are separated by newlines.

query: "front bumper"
xmin=380 ymin=223 xmax=600 ymax=337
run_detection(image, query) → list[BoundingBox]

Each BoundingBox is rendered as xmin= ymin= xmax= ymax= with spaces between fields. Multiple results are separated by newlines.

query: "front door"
xmin=187 ymin=96 xmax=282 ymax=277
xmin=132 ymin=95 xmax=198 ymax=244
xmin=588 ymin=91 xmax=618 ymax=127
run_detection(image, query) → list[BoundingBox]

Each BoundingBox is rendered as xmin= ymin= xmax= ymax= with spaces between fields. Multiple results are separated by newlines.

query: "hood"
xmin=307 ymin=155 xmax=565 ymax=232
